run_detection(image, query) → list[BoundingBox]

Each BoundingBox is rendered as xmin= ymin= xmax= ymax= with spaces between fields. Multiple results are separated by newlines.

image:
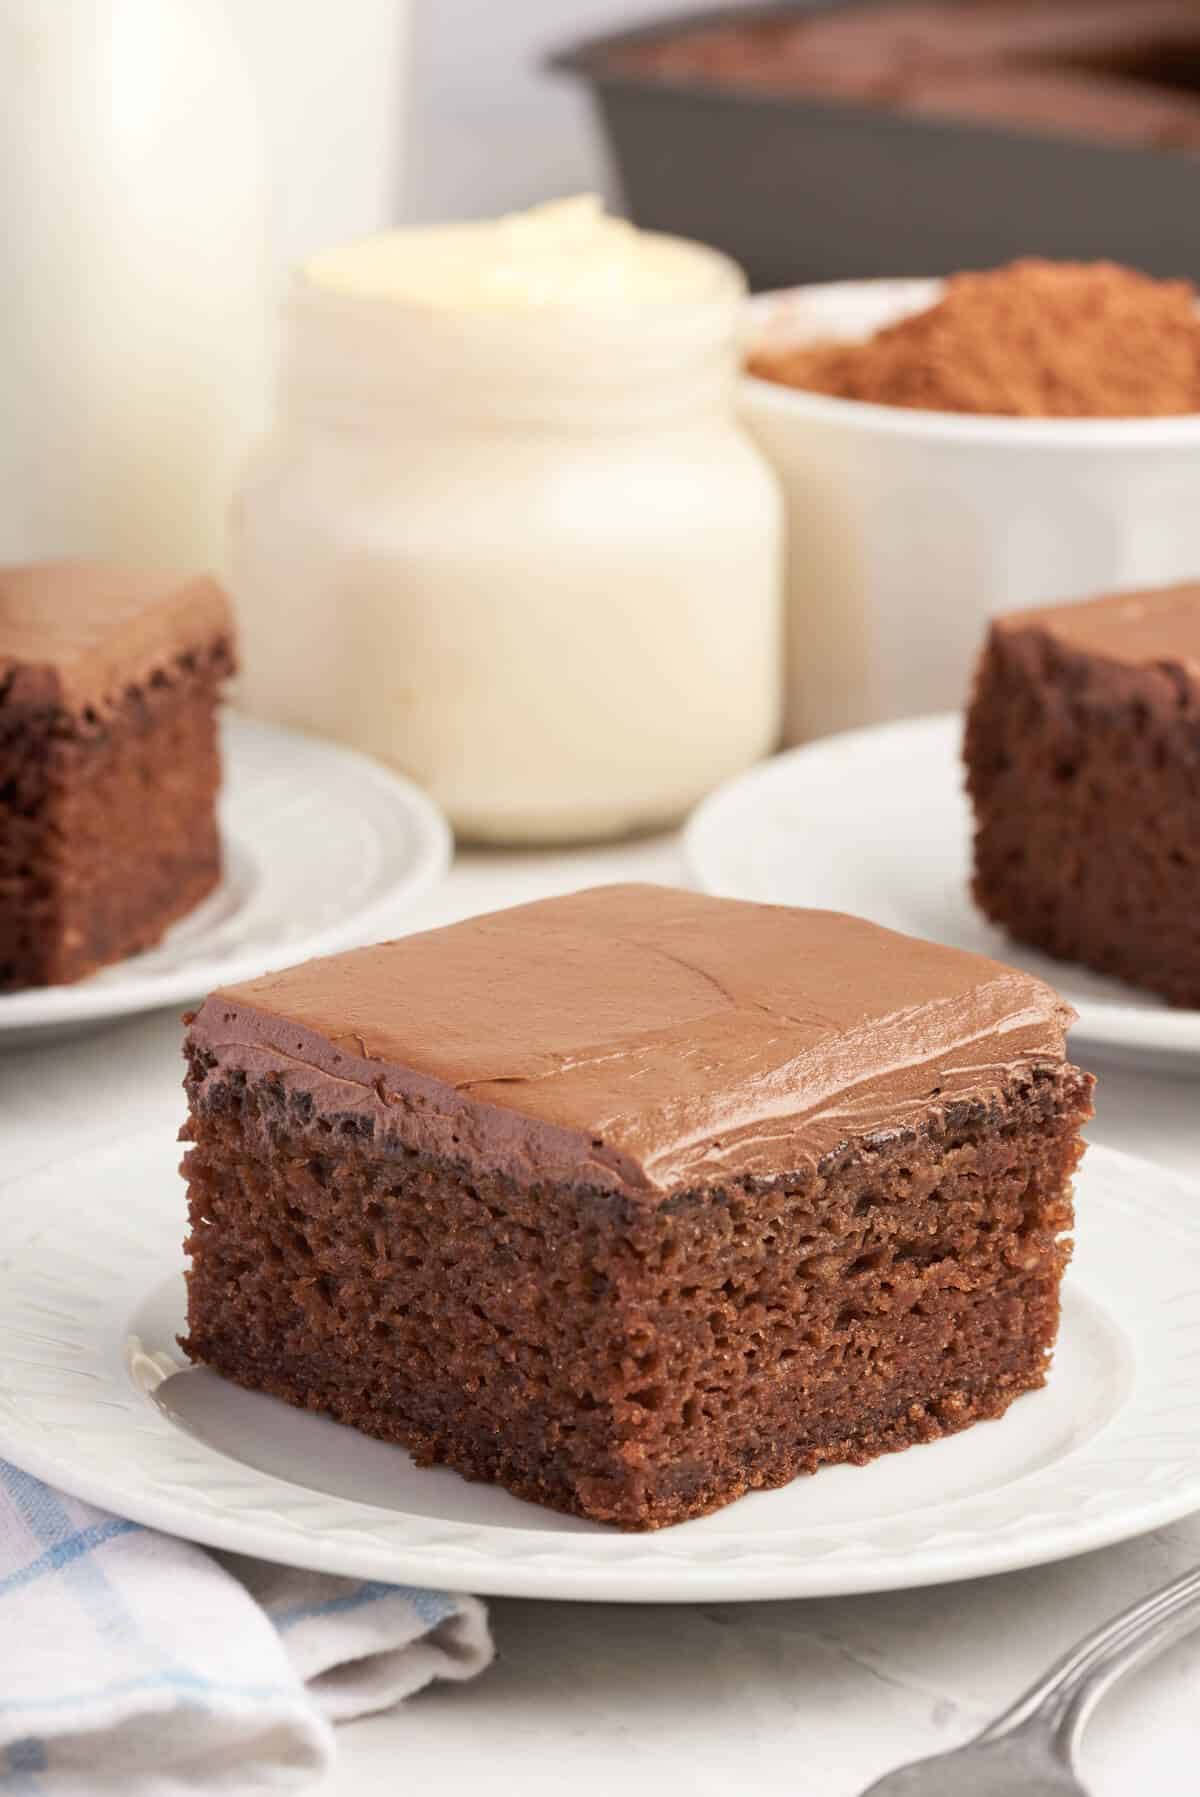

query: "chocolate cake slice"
xmin=180 ymin=884 xmax=1092 ymax=1530
xmin=966 ymin=582 xmax=1200 ymax=1006
xmin=0 ymin=562 xmax=234 ymax=989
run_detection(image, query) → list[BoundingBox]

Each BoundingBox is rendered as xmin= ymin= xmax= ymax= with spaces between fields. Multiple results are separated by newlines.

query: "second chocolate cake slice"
xmin=966 ymin=582 xmax=1200 ymax=1005
xmin=0 ymin=561 xmax=234 ymax=989
xmin=181 ymin=884 xmax=1091 ymax=1529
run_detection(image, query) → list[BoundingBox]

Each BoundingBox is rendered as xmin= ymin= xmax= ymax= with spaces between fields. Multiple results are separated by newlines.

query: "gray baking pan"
xmin=550 ymin=1 xmax=1200 ymax=290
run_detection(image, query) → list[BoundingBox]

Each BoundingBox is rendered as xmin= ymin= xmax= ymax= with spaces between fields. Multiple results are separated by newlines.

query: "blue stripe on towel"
xmin=0 ymin=1463 xmax=262 ymax=1707
xmin=397 ymin=1586 xmax=457 ymax=1630
xmin=0 ymin=1520 xmax=139 ymax=1599
xmin=0 ymin=1465 xmax=140 ymax=1655
xmin=0 ymin=1669 xmax=294 ymax=1718
xmin=272 ymin=1581 xmax=454 ymax=1633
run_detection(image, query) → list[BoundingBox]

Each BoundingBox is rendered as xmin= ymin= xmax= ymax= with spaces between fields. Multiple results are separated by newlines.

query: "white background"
xmin=404 ymin=0 xmax=759 ymax=222
xmin=221 ymin=0 xmax=763 ymax=262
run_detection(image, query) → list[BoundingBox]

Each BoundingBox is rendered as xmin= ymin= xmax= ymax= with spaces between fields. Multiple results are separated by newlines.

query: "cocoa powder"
xmin=747 ymin=260 xmax=1200 ymax=417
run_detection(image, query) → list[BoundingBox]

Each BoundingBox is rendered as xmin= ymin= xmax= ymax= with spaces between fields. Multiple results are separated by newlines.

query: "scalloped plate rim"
xmin=1 ymin=1138 xmax=1199 ymax=1602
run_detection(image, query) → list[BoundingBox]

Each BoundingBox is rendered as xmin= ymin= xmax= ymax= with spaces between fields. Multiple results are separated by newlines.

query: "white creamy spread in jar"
xmin=235 ymin=199 xmax=780 ymax=843
xmin=303 ymin=195 xmax=733 ymax=309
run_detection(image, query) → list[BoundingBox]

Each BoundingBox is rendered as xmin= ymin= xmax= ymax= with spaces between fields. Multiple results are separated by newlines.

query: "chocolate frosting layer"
xmin=187 ymin=885 xmax=1074 ymax=1202
xmin=0 ymin=562 xmax=232 ymax=712
xmin=996 ymin=582 xmax=1200 ymax=677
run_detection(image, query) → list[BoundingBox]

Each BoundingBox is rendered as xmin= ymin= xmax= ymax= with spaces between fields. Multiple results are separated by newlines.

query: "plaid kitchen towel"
xmin=0 ymin=1462 xmax=492 ymax=1795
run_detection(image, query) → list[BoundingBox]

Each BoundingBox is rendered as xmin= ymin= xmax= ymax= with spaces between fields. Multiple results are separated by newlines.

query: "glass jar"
xmin=232 ymin=222 xmax=782 ymax=843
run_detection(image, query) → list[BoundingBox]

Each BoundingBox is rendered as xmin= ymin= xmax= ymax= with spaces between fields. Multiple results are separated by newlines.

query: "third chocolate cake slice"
xmin=966 ymin=582 xmax=1200 ymax=1006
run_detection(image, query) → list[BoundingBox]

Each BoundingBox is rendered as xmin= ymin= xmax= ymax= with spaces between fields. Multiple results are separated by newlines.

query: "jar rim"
xmin=280 ymin=262 xmax=745 ymax=420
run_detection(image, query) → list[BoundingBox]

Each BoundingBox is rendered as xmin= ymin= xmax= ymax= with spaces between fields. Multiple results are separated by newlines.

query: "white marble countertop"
xmin=4 ymin=833 xmax=1199 ymax=1796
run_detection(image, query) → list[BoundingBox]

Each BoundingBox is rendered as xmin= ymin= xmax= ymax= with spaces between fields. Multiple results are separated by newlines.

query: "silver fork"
xmin=860 ymin=1561 xmax=1200 ymax=1795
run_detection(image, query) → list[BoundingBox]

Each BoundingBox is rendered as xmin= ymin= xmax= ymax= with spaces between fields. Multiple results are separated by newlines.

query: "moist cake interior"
xmin=967 ymin=584 xmax=1200 ymax=1008
xmin=180 ymin=885 xmax=1092 ymax=1528
xmin=0 ymin=562 xmax=233 ymax=989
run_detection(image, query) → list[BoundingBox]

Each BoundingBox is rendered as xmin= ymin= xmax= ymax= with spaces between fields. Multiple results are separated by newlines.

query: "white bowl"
xmin=740 ymin=279 xmax=1200 ymax=744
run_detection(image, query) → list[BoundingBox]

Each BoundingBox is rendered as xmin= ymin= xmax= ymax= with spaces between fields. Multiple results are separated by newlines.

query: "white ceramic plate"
xmin=0 ymin=712 xmax=451 ymax=1047
xmin=685 ymin=713 xmax=1200 ymax=1067
xmin=0 ymin=1135 xmax=1196 ymax=1603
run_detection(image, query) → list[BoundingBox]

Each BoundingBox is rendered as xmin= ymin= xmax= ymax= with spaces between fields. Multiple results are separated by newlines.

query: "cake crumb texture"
xmin=181 ymin=1054 xmax=1090 ymax=1529
xmin=966 ymin=587 xmax=1200 ymax=1005
xmin=0 ymin=563 xmax=234 ymax=989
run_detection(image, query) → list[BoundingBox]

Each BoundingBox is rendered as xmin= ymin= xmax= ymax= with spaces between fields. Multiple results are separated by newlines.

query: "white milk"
xmin=0 ymin=0 xmax=270 ymax=572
